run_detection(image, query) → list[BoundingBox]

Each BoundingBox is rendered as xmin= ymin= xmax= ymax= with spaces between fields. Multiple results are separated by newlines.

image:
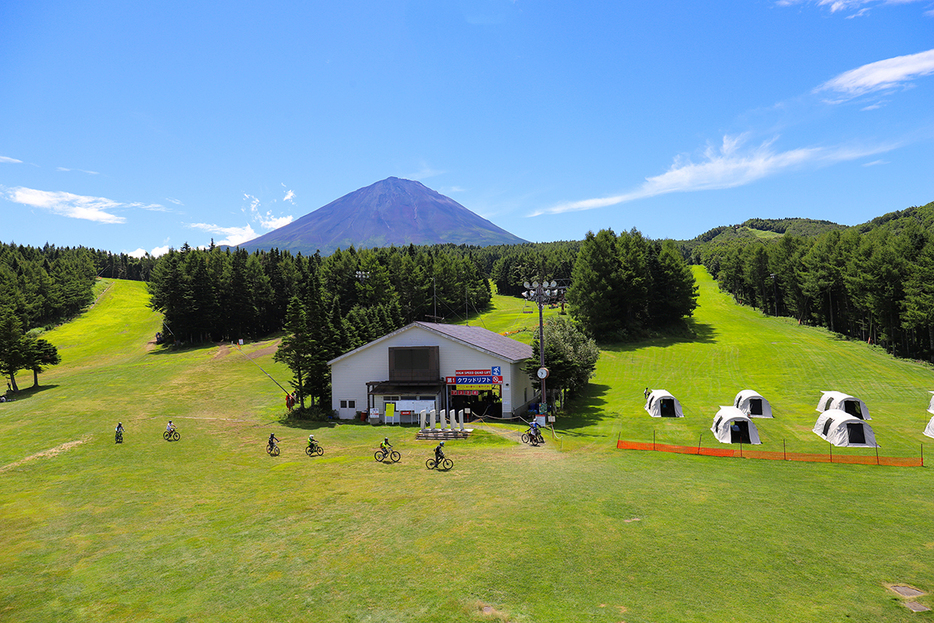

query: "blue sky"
xmin=1 ymin=0 xmax=932 ymax=256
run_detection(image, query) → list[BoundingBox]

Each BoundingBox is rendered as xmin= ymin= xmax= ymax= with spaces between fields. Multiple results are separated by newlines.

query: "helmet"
xmin=118 ymin=422 xmax=122 ymax=426
xmin=384 ymin=437 xmax=389 ymax=443
xmin=309 ymin=434 xmax=315 ymax=439
xmin=440 ymin=441 xmax=445 ymax=446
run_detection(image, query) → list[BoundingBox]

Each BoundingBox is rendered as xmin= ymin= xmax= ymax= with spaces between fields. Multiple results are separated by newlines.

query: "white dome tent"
xmin=816 ymin=391 xmax=871 ymax=421
xmin=923 ymin=392 xmax=934 ymax=440
xmin=644 ymin=389 xmax=684 ymax=418
xmin=813 ymin=409 xmax=879 ymax=447
xmin=733 ymin=389 xmax=773 ymax=418
xmin=710 ymin=406 xmax=762 ymax=444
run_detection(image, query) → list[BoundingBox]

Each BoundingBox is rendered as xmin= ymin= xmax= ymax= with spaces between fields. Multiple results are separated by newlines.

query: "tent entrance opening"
xmin=846 ymin=422 xmax=866 ymax=444
xmin=749 ymin=398 xmax=763 ymax=416
xmin=659 ymin=398 xmax=676 ymax=417
xmin=843 ymin=401 xmax=863 ymax=419
xmin=730 ymin=421 xmax=751 ymax=444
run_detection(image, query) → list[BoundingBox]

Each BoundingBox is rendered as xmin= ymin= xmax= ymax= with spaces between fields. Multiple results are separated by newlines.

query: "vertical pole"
xmin=829 ymin=443 xmax=833 ymax=463
xmin=921 ymin=443 xmax=924 ymax=467
xmin=697 ymin=434 xmax=702 ymax=455
xmin=653 ymin=429 xmax=656 ymax=451
xmin=538 ymin=285 xmax=546 ymax=420
xmin=875 ymin=444 xmax=880 ymax=465
xmin=783 ymin=439 xmax=787 ymax=461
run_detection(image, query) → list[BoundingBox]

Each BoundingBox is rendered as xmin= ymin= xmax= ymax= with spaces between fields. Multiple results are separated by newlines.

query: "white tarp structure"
xmin=644 ymin=389 xmax=684 ymax=418
xmin=924 ymin=392 xmax=934 ymax=440
xmin=816 ymin=391 xmax=871 ymax=421
xmin=733 ymin=389 xmax=773 ymax=418
xmin=812 ymin=409 xmax=879 ymax=447
xmin=710 ymin=406 xmax=762 ymax=444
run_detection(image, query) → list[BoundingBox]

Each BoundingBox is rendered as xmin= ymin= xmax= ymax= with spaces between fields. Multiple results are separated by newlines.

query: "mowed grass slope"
xmin=1 ymin=274 xmax=934 ymax=622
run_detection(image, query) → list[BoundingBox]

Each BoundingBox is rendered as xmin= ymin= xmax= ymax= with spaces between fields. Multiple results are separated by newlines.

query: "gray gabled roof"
xmin=327 ymin=321 xmax=533 ymax=366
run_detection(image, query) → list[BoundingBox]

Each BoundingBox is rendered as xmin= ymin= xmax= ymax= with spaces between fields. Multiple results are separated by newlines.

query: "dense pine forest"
xmin=697 ymin=201 xmax=934 ymax=361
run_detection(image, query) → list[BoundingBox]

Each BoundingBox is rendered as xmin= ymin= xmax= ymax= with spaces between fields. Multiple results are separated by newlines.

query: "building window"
xmin=340 ymin=400 xmax=347 ymax=409
xmin=348 ymin=400 xmax=355 ymax=409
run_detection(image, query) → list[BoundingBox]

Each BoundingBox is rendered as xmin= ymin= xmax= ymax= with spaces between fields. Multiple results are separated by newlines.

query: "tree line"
xmin=697 ymin=201 xmax=934 ymax=360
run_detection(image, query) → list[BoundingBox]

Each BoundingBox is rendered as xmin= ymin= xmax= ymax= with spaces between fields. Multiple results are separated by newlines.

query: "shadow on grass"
xmin=554 ymin=383 xmax=614 ymax=435
xmin=3 ymin=384 xmax=59 ymax=403
xmin=597 ymin=318 xmax=717 ymax=354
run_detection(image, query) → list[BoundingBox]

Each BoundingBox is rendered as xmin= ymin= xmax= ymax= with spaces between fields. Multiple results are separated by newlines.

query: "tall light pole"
xmin=524 ymin=280 xmax=559 ymax=422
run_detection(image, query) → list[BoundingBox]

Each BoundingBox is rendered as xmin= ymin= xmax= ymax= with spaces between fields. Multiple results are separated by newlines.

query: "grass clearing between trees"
xmin=2 ymin=271 xmax=934 ymax=622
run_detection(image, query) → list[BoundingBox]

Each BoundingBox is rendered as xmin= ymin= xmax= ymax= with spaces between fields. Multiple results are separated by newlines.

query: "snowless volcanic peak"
xmin=238 ymin=177 xmax=527 ymax=255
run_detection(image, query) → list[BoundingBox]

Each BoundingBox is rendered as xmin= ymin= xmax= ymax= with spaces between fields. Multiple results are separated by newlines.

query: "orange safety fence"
xmin=616 ymin=439 xmax=923 ymax=467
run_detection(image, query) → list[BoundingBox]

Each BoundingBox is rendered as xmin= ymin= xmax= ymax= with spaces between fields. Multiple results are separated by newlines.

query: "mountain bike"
xmin=115 ymin=431 xmax=123 ymax=444
xmin=521 ymin=429 xmax=544 ymax=446
xmin=163 ymin=430 xmax=180 ymax=441
xmin=374 ymin=448 xmax=401 ymax=463
xmin=266 ymin=442 xmax=280 ymax=456
xmin=425 ymin=456 xmax=453 ymax=471
xmin=305 ymin=442 xmax=324 ymax=457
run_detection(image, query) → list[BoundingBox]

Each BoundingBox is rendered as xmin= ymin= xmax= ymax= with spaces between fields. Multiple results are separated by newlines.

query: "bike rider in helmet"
xmin=166 ymin=420 xmax=176 ymax=434
xmin=307 ymin=433 xmax=316 ymax=448
xmin=115 ymin=422 xmax=124 ymax=443
xmin=434 ymin=440 xmax=445 ymax=463
xmin=380 ymin=437 xmax=392 ymax=460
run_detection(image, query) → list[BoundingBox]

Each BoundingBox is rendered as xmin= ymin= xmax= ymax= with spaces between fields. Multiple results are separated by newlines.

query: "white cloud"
xmin=1 ymin=185 xmax=132 ymax=223
xmin=816 ymin=49 xmax=934 ymax=101
xmin=405 ymin=163 xmax=445 ymax=180
xmin=776 ymin=0 xmax=925 ymax=15
xmin=127 ymin=248 xmax=149 ymax=258
xmin=188 ymin=222 xmax=258 ymax=246
xmin=0 ymin=156 xmax=22 ymax=164
xmin=531 ymin=135 xmax=898 ymax=216
xmin=283 ymin=189 xmax=295 ymax=203
xmin=57 ymin=166 xmax=99 ymax=175
xmin=243 ymin=192 xmax=293 ymax=231
xmin=165 ymin=197 xmax=184 ymax=205
xmin=149 ymin=245 xmax=171 ymax=257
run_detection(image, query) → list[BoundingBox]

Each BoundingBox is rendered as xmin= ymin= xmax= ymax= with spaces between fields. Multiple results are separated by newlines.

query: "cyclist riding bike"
xmin=434 ymin=441 xmax=445 ymax=463
xmin=379 ymin=437 xmax=393 ymax=460
xmin=166 ymin=421 xmax=176 ymax=434
xmin=307 ymin=433 xmax=317 ymax=448
xmin=268 ymin=433 xmax=280 ymax=449
xmin=115 ymin=422 xmax=124 ymax=443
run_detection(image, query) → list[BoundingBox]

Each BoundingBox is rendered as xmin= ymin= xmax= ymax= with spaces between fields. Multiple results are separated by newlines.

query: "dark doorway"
xmin=846 ymin=422 xmax=866 ymax=444
xmin=749 ymin=398 xmax=763 ymax=416
xmin=659 ymin=398 xmax=676 ymax=417
xmin=843 ymin=400 xmax=863 ymax=419
xmin=730 ymin=420 xmax=751 ymax=444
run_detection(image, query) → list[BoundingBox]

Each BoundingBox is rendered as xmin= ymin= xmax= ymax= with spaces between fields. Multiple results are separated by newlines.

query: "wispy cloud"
xmin=57 ymin=166 xmax=100 ymax=175
xmin=405 ymin=163 xmax=445 ymax=181
xmin=188 ymin=222 xmax=258 ymax=247
xmin=0 ymin=185 xmax=164 ymax=224
xmin=776 ymin=0 xmax=926 ymax=16
xmin=816 ymin=48 xmax=934 ymax=102
xmin=243 ymin=192 xmax=293 ymax=230
xmin=531 ymin=135 xmax=898 ymax=216
xmin=0 ymin=156 xmax=23 ymax=164
xmin=283 ymin=189 xmax=295 ymax=203
xmin=165 ymin=197 xmax=184 ymax=206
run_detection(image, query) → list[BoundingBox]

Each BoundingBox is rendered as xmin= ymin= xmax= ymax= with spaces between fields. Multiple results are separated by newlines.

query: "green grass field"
xmin=2 ymin=271 xmax=934 ymax=622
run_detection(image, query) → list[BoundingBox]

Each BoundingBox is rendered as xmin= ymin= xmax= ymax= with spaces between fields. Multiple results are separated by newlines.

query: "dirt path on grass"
xmin=0 ymin=437 xmax=90 ymax=473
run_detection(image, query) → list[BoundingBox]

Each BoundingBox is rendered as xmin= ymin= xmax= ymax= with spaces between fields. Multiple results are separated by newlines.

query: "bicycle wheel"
xmin=314 ymin=445 xmax=324 ymax=456
xmin=267 ymin=444 xmax=275 ymax=456
xmin=305 ymin=445 xmax=314 ymax=457
xmin=521 ymin=433 xmax=530 ymax=444
xmin=163 ymin=431 xmax=170 ymax=441
xmin=271 ymin=445 xmax=280 ymax=456
xmin=374 ymin=451 xmax=384 ymax=462
xmin=425 ymin=458 xmax=436 ymax=470
xmin=171 ymin=431 xmax=180 ymax=441
xmin=390 ymin=450 xmax=401 ymax=463
xmin=441 ymin=458 xmax=453 ymax=471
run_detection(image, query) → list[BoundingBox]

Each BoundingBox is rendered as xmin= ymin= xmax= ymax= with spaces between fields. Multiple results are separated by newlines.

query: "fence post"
xmin=875 ymin=444 xmax=880 ymax=466
xmin=922 ymin=443 xmax=924 ymax=468
xmin=829 ymin=443 xmax=833 ymax=464
xmin=740 ymin=441 xmax=743 ymax=458
xmin=697 ymin=434 xmax=702 ymax=455
xmin=653 ymin=429 xmax=656 ymax=452
xmin=783 ymin=439 xmax=787 ymax=461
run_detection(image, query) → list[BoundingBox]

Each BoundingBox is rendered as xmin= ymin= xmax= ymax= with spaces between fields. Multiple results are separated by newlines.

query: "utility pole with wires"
xmin=522 ymin=279 xmax=564 ymax=424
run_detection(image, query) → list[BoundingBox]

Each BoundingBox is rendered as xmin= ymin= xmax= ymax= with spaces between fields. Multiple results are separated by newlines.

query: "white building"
xmin=328 ymin=322 xmax=535 ymax=422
